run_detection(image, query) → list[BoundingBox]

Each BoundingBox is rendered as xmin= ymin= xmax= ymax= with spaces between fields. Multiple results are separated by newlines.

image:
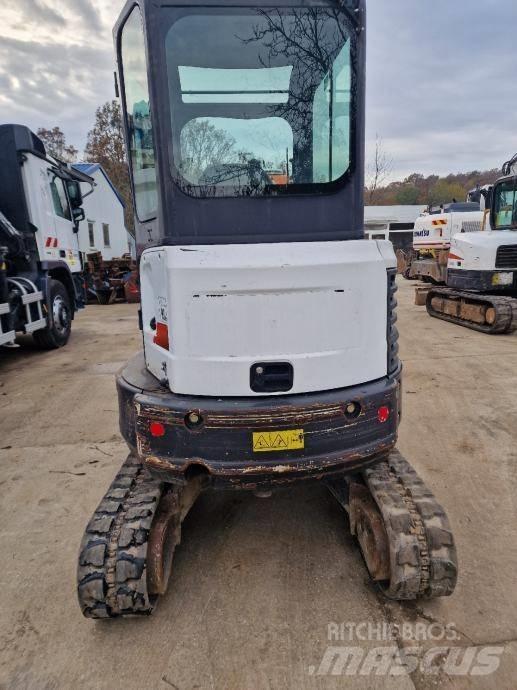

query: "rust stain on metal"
xmin=146 ymin=455 xmax=173 ymax=472
xmin=147 ymin=477 xmax=204 ymax=596
xmin=142 ymin=440 xmax=396 ymax=488
xmin=135 ymin=397 xmax=394 ymax=430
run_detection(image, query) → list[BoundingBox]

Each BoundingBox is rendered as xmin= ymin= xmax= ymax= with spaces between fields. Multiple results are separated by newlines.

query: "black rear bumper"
xmin=117 ymin=353 xmax=401 ymax=490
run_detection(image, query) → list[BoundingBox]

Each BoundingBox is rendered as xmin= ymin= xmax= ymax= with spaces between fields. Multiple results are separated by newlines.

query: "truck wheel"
xmin=34 ymin=280 xmax=72 ymax=349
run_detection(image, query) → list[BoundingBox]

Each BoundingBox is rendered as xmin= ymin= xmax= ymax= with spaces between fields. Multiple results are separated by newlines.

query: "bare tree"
xmin=366 ymin=135 xmax=393 ymax=204
xmin=37 ymin=127 xmax=78 ymax=163
xmin=180 ymin=119 xmax=236 ymax=183
xmin=84 ymin=100 xmax=134 ymax=232
xmin=241 ymin=8 xmax=346 ymax=126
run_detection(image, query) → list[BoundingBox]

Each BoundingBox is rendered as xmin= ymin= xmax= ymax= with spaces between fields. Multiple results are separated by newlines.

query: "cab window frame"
xmin=117 ymin=2 xmax=158 ymax=223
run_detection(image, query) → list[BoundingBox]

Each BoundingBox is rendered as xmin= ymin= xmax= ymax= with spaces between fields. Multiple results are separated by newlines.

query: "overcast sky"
xmin=0 ymin=0 xmax=516 ymax=181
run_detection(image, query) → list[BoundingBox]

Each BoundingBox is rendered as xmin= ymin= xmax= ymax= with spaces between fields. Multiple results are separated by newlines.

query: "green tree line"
xmin=366 ymin=170 xmax=501 ymax=207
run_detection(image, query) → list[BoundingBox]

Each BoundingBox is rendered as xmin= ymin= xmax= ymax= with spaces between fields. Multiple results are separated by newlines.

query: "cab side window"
xmin=50 ymin=177 xmax=71 ymax=221
xmin=494 ymin=183 xmax=517 ymax=228
xmin=121 ymin=6 xmax=158 ymax=221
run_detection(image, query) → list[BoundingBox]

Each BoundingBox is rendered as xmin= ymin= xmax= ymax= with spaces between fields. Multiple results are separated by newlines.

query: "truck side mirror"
xmin=67 ymin=180 xmax=83 ymax=209
xmin=72 ymin=207 xmax=85 ymax=232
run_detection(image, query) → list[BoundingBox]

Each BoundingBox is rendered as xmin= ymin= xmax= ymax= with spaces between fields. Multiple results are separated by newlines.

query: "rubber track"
xmin=363 ymin=450 xmax=458 ymax=600
xmin=426 ymin=288 xmax=517 ymax=334
xmin=77 ymin=455 xmax=163 ymax=619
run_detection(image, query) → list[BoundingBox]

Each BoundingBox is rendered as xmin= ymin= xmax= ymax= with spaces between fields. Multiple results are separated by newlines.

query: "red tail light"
xmin=150 ymin=421 xmax=166 ymax=437
xmin=377 ymin=406 xmax=390 ymax=423
xmin=153 ymin=322 xmax=169 ymax=350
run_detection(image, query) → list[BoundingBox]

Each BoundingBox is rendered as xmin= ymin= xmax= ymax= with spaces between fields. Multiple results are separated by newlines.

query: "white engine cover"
xmin=449 ymin=231 xmax=517 ymax=271
xmin=140 ymin=240 xmax=396 ymax=397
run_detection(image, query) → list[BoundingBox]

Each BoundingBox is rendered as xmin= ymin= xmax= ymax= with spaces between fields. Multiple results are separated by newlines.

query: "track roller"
xmin=328 ymin=450 xmax=458 ymax=600
xmin=426 ymin=287 xmax=517 ymax=334
xmin=77 ymin=455 xmax=203 ymax=619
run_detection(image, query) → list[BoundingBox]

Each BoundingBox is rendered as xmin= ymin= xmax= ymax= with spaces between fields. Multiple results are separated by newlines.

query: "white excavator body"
xmin=141 ymin=240 xmax=396 ymax=397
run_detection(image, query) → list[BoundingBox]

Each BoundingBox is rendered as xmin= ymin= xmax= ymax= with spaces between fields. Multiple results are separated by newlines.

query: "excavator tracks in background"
xmin=426 ymin=288 xmax=517 ymax=334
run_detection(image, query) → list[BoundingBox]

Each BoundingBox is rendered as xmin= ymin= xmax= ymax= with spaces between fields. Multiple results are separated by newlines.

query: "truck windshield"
xmin=164 ymin=8 xmax=354 ymax=197
xmin=493 ymin=179 xmax=517 ymax=229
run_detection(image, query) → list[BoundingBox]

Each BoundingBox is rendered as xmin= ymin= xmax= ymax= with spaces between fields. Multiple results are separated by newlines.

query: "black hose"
xmin=502 ymin=154 xmax=517 ymax=177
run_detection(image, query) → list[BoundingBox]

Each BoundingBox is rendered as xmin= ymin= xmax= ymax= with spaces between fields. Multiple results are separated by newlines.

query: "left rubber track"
xmin=77 ymin=455 xmax=163 ymax=619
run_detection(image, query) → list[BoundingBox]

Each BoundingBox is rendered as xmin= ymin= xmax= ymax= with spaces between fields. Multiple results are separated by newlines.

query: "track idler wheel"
xmin=349 ymin=482 xmax=390 ymax=582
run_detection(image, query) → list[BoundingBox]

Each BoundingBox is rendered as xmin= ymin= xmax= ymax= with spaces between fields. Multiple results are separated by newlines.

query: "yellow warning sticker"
xmin=252 ymin=430 xmax=305 ymax=453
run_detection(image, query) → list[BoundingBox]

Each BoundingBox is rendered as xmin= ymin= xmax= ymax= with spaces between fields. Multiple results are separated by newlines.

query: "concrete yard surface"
xmin=0 ymin=279 xmax=516 ymax=689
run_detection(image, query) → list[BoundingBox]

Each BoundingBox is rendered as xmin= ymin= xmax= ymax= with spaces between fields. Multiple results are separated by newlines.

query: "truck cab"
xmin=114 ymin=0 xmax=401 ymax=487
xmin=0 ymin=125 xmax=92 ymax=348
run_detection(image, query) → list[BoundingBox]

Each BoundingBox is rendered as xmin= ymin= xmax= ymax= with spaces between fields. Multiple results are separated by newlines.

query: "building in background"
xmin=364 ymin=205 xmax=426 ymax=253
xmin=73 ymin=163 xmax=131 ymax=260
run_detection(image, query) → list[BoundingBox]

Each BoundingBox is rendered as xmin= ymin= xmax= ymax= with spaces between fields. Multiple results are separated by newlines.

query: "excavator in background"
xmin=405 ymin=202 xmax=484 ymax=284
xmin=425 ymin=154 xmax=517 ymax=333
xmin=401 ymin=152 xmax=517 ymax=334
xmin=77 ymin=0 xmax=458 ymax=619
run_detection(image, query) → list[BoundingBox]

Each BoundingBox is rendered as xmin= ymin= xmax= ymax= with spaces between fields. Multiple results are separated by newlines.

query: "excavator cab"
xmin=76 ymin=0 xmax=458 ymax=620
xmin=115 ymin=0 xmax=366 ymax=247
xmin=492 ymin=175 xmax=517 ymax=230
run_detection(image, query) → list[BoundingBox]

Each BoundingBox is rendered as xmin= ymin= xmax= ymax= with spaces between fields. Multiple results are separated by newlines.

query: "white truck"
xmin=0 ymin=125 xmax=93 ymax=349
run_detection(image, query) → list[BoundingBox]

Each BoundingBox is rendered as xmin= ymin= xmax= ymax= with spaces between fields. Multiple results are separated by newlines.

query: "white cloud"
xmin=0 ymin=0 xmax=124 ymax=152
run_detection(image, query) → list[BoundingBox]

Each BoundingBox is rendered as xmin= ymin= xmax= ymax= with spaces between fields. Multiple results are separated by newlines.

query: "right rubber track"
xmin=426 ymin=288 xmax=517 ymax=334
xmin=77 ymin=455 xmax=163 ymax=619
xmin=364 ymin=450 xmax=458 ymax=600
